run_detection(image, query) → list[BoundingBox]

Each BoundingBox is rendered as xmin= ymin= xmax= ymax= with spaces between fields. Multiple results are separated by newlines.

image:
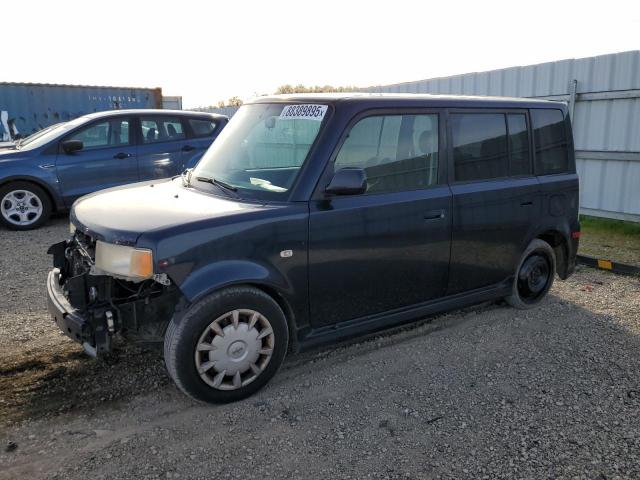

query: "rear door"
xmin=308 ymin=110 xmax=452 ymax=327
xmin=56 ymin=116 xmax=137 ymax=205
xmin=446 ymin=109 xmax=541 ymax=294
xmin=182 ymin=117 xmax=226 ymax=169
xmin=137 ymin=115 xmax=189 ymax=179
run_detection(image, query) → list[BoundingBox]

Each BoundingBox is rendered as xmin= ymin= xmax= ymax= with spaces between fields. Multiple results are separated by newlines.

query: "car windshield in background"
xmin=17 ymin=122 xmax=63 ymax=147
xmin=192 ymin=103 xmax=328 ymax=200
xmin=16 ymin=117 xmax=88 ymax=151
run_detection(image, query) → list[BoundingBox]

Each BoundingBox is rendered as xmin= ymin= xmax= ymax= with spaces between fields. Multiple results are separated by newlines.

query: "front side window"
xmin=452 ymin=113 xmax=508 ymax=182
xmin=193 ymin=103 xmax=328 ymax=200
xmin=67 ymin=118 xmax=130 ymax=149
xmin=334 ymin=114 xmax=439 ymax=194
xmin=531 ymin=109 xmax=569 ymax=175
xmin=141 ymin=116 xmax=185 ymax=144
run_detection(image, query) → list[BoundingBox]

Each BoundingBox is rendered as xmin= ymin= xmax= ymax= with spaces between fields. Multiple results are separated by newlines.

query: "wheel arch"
xmin=536 ymin=229 xmax=571 ymax=279
xmin=243 ymin=282 xmax=298 ymax=353
xmin=173 ymin=261 xmax=300 ymax=352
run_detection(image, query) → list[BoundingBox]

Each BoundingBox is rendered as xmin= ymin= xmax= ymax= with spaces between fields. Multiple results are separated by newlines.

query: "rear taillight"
xmin=571 ymin=231 xmax=582 ymax=239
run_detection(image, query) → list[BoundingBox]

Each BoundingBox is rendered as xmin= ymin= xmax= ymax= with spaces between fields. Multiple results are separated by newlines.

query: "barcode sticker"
xmin=279 ymin=104 xmax=328 ymax=121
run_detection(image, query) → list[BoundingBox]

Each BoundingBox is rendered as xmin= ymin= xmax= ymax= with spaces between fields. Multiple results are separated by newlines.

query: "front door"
xmin=308 ymin=111 xmax=451 ymax=327
xmin=56 ymin=116 xmax=137 ymax=206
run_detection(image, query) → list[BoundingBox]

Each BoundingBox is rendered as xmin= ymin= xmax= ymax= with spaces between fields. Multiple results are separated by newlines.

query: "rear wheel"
xmin=0 ymin=181 xmax=52 ymax=230
xmin=505 ymin=239 xmax=556 ymax=309
xmin=164 ymin=286 xmax=289 ymax=403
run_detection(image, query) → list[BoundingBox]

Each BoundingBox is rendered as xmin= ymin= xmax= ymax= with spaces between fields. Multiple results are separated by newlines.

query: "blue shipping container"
xmin=0 ymin=82 xmax=162 ymax=141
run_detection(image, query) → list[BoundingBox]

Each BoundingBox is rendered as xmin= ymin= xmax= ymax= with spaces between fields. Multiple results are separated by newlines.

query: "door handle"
xmin=424 ymin=210 xmax=445 ymax=221
xmin=113 ymin=152 xmax=132 ymax=159
xmin=182 ymin=145 xmax=196 ymax=152
xmin=520 ymin=201 xmax=533 ymax=207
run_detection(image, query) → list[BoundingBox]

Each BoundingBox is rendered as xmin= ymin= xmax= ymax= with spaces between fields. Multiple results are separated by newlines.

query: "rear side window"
xmin=452 ymin=114 xmax=508 ymax=181
xmin=531 ymin=109 xmax=568 ymax=175
xmin=189 ymin=119 xmax=218 ymax=138
xmin=140 ymin=116 xmax=185 ymax=144
xmin=507 ymin=114 xmax=531 ymax=176
xmin=334 ymin=113 xmax=439 ymax=194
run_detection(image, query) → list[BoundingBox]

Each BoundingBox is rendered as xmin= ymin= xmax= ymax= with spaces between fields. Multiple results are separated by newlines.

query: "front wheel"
xmin=164 ymin=286 xmax=289 ymax=403
xmin=505 ymin=239 xmax=556 ymax=310
xmin=0 ymin=181 xmax=52 ymax=230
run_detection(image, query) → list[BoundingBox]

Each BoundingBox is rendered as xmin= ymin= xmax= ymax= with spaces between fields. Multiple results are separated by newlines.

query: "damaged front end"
xmin=47 ymin=231 xmax=182 ymax=357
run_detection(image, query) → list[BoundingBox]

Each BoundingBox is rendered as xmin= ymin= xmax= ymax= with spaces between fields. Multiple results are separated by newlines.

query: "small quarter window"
xmin=189 ymin=119 xmax=217 ymax=138
xmin=531 ymin=109 xmax=568 ymax=175
xmin=334 ymin=114 xmax=439 ymax=194
xmin=452 ymin=113 xmax=508 ymax=181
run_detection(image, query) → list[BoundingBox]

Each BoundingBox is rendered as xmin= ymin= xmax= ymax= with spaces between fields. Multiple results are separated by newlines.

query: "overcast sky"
xmin=4 ymin=0 xmax=639 ymax=108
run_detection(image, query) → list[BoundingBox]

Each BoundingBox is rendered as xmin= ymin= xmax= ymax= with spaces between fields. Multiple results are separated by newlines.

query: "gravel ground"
xmin=0 ymin=218 xmax=639 ymax=480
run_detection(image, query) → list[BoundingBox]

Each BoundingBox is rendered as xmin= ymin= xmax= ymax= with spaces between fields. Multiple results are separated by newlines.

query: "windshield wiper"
xmin=195 ymin=176 xmax=240 ymax=198
xmin=180 ymin=168 xmax=193 ymax=187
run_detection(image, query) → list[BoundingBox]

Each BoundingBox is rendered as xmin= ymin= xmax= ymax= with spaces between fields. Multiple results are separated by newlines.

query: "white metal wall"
xmin=363 ymin=51 xmax=640 ymax=222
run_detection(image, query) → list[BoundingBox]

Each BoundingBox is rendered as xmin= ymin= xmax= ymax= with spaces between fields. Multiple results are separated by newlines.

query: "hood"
xmin=0 ymin=148 xmax=22 ymax=160
xmin=71 ymin=178 xmax=267 ymax=245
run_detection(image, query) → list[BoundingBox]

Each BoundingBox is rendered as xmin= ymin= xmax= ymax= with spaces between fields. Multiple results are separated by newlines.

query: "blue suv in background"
xmin=0 ymin=109 xmax=228 ymax=230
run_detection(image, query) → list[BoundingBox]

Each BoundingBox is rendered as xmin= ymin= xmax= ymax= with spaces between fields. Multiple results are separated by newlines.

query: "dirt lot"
xmin=0 ymin=218 xmax=639 ymax=480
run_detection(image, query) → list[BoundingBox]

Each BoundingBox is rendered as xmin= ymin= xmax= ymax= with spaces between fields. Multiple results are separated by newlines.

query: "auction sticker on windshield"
xmin=279 ymin=104 xmax=328 ymax=121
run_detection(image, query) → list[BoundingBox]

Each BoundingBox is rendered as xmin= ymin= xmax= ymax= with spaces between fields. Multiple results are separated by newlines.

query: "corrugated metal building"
xmin=0 ymin=83 xmax=182 ymax=140
xmin=363 ymin=51 xmax=640 ymax=222
xmin=192 ymin=105 xmax=240 ymax=118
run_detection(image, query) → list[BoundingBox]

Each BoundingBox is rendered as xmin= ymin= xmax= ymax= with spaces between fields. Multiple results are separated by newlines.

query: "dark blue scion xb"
xmin=47 ymin=94 xmax=580 ymax=403
xmin=0 ymin=109 xmax=227 ymax=230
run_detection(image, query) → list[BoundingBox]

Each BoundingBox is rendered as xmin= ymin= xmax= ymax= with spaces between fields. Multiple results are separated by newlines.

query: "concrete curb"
xmin=577 ymin=255 xmax=640 ymax=277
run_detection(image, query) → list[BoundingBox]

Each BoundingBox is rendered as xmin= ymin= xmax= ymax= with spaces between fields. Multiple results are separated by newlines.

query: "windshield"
xmin=192 ymin=103 xmax=328 ymax=200
xmin=18 ymin=122 xmax=63 ymax=147
xmin=16 ymin=116 xmax=89 ymax=151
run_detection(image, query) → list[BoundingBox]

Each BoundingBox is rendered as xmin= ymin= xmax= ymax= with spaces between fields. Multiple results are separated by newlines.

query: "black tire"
xmin=0 ymin=181 xmax=52 ymax=230
xmin=164 ymin=286 xmax=289 ymax=403
xmin=505 ymin=239 xmax=556 ymax=310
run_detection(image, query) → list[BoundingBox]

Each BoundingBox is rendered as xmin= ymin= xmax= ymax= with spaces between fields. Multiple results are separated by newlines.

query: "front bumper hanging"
xmin=47 ymin=268 xmax=113 ymax=357
xmin=47 ymin=237 xmax=181 ymax=357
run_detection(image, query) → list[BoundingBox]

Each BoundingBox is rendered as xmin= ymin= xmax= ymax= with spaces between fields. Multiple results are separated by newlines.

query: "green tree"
xmin=275 ymin=84 xmax=358 ymax=94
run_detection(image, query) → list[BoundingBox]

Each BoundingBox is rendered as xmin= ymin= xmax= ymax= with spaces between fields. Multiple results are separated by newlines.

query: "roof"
xmin=249 ymin=92 xmax=566 ymax=109
xmin=82 ymin=109 xmax=228 ymax=119
xmin=0 ymin=81 xmax=161 ymax=91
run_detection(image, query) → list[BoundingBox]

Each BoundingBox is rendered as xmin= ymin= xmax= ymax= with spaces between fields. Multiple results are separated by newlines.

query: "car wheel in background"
xmin=505 ymin=239 xmax=556 ymax=310
xmin=0 ymin=181 xmax=52 ymax=230
xmin=164 ymin=286 xmax=289 ymax=403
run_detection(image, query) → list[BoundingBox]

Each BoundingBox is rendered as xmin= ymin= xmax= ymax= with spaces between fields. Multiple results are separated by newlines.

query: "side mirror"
xmin=325 ymin=168 xmax=367 ymax=196
xmin=62 ymin=140 xmax=83 ymax=154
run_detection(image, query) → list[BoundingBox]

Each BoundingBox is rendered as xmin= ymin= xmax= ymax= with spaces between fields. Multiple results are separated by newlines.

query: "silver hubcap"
xmin=1 ymin=190 xmax=43 ymax=226
xmin=195 ymin=309 xmax=275 ymax=391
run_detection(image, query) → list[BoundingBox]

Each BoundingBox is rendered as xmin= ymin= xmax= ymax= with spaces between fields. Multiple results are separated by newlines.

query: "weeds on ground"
xmin=578 ymin=215 xmax=640 ymax=266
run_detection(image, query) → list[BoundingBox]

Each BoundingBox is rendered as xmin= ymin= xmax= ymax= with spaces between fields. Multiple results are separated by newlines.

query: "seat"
xmin=146 ymin=127 xmax=157 ymax=142
xmin=417 ymin=130 xmax=434 ymax=156
xmin=167 ymin=123 xmax=177 ymax=139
